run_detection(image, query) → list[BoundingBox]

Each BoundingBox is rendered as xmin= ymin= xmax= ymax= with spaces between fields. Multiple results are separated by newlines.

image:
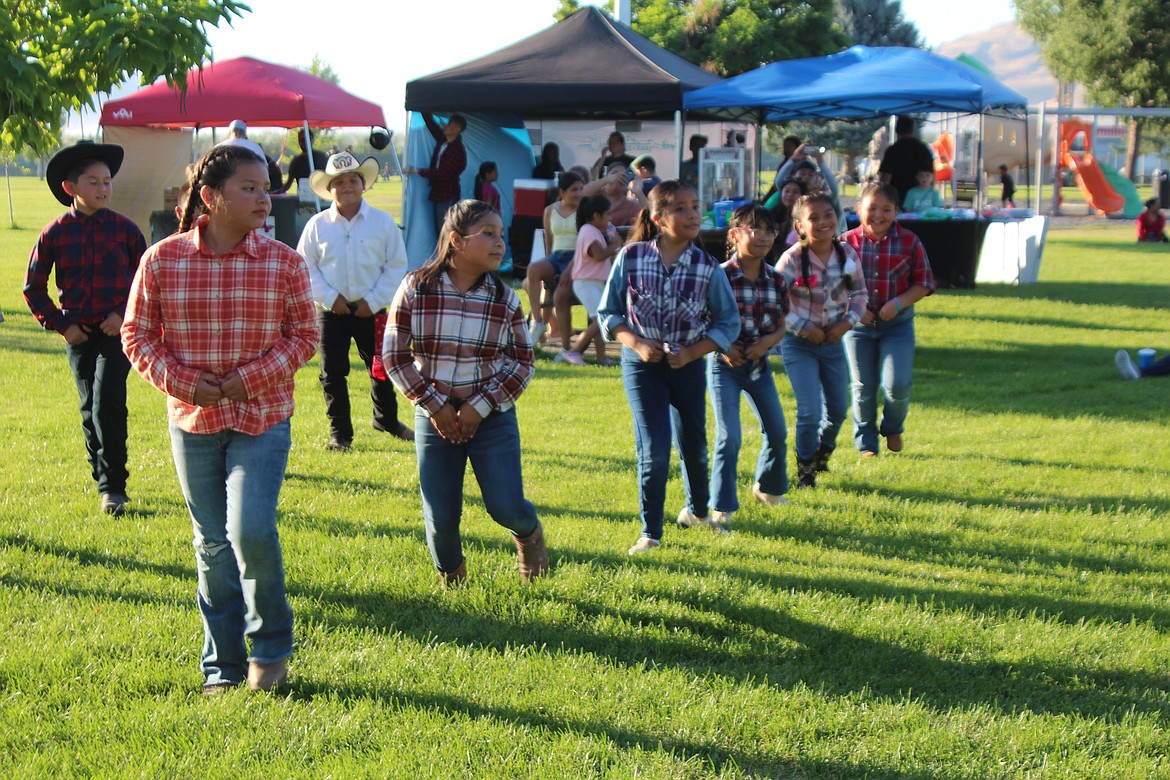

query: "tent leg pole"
xmin=304 ymin=119 xmax=321 ymax=212
xmin=675 ymin=111 xmax=684 ymax=182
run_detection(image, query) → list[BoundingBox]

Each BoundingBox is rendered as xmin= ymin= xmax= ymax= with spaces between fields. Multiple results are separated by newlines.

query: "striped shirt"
xmin=840 ymin=223 xmax=935 ymax=312
xmin=598 ymin=238 xmax=740 ymax=351
xmin=383 ymin=271 xmax=533 ymax=419
xmin=723 ymin=255 xmax=789 ymax=347
xmin=775 ymin=241 xmax=868 ymax=335
xmin=24 ymin=207 xmax=146 ymax=334
xmin=121 ymin=216 xmax=318 ymax=435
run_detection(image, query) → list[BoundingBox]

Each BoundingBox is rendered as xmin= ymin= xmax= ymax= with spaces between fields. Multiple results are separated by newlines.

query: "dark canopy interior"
xmin=405 ymin=7 xmax=721 ymax=119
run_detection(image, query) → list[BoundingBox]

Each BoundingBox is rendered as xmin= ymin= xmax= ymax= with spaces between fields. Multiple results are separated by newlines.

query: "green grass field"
xmin=2 ymin=175 xmax=1169 ymax=778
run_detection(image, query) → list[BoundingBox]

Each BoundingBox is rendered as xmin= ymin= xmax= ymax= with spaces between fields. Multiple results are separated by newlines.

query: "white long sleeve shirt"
xmin=297 ymin=199 xmax=408 ymax=312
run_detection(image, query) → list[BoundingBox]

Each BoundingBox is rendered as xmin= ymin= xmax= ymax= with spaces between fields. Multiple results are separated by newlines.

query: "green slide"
xmin=1099 ymin=160 xmax=1144 ymax=219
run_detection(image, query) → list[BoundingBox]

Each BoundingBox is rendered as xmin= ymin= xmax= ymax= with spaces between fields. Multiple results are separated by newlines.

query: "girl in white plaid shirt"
xmin=384 ymin=200 xmax=548 ymax=589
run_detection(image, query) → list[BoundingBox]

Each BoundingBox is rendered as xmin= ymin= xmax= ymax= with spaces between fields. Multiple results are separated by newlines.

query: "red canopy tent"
xmin=99 ymin=56 xmax=386 ymax=129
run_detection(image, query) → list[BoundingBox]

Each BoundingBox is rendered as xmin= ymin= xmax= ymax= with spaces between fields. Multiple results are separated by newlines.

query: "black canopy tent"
xmin=404 ymin=7 xmax=721 ymax=119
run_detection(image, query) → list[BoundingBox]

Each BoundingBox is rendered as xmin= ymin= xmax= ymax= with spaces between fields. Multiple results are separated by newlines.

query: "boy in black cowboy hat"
xmin=23 ymin=141 xmax=146 ymax=516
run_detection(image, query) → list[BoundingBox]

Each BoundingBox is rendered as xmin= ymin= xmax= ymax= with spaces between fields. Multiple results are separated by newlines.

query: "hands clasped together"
xmin=429 ymin=402 xmax=483 ymax=444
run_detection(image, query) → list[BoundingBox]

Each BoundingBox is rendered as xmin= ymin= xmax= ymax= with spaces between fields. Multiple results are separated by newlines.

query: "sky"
xmin=74 ymin=0 xmax=1018 ymax=135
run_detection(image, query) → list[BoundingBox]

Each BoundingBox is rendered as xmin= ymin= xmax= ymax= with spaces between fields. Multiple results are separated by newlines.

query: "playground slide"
xmin=1062 ymin=151 xmax=1125 ymax=214
xmin=1099 ymin=160 xmax=1144 ymax=219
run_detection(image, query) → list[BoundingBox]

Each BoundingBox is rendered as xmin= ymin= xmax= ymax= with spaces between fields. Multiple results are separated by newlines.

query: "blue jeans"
xmin=415 ymin=406 xmax=539 ymax=574
xmin=65 ymin=330 xmax=130 ymax=495
xmin=781 ymin=335 xmax=850 ymax=462
xmin=621 ymin=347 xmax=710 ymax=541
xmin=843 ymin=312 xmax=916 ymax=453
xmin=708 ymin=355 xmax=789 ymax=512
xmin=169 ymin=419 xmax=294 ymax=686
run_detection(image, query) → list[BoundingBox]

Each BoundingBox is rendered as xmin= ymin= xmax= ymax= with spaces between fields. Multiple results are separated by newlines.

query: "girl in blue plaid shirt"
xmin=598 ymin=181 xmax=740 ymax=555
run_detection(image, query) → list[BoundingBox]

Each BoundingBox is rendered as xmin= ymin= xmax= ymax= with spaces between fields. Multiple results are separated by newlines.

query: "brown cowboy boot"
xmin=439 ymin=560 xmax=467 ymax=590
xmin=247 ymin=658 xmax=288 ymax=692
xmin=513 ymin=522 xmax=549 ymax=584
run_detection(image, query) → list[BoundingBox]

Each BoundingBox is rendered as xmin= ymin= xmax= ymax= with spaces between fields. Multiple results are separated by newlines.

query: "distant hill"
xmin=935 ymin=22 xmax=1081 ymax=107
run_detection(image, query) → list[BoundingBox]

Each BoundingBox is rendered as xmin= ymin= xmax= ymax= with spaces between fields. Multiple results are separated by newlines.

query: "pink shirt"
xmin=570 ymin=223 xmax=612 ymax=282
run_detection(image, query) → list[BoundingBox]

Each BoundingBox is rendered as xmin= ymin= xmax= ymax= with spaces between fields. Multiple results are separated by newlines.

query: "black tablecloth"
xmin=844 ymin=216 xmax=988 ymax=289
xmin=893 ymin=219 xmax=988 ymax=289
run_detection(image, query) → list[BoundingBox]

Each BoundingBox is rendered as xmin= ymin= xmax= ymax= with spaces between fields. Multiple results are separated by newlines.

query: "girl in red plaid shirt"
xmin=123 ymin=145 xmax=318 ymax=694
xmin=840 ymin=182 xmax=935 ymax=457
xmin=384 ymin=200 xmax=547 ymax=589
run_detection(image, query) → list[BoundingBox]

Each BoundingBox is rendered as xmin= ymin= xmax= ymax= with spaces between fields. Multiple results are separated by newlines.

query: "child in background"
xmin=1137 ymin=198 xmax=1168 ymax=242
xmin=473 ymin=161 xmax=500 ymax=211
xmin=999 ymin=164 xmax=1016 ymax=208
xmin=383 ymin=200 xmax=547 ymax=589
xmin=598 ymin=181 xmax=741 ymax=553
xmin=122 ymin=145 xmax=318 ymax=693
xmin=709 ymin=204 xmax=791 ymax=528
xmin=23 ymin=141 xmax=146 ymax=516
xmin=526 ymin=172 xmax=584 ymax=345
xmin=775 ymin=193 xmax=867 ymax=488
xmin=902 ymin=169 xmax=943 ymax=213
xmin=559 ymin=195 xmax=623 ymax=365
xmin=840 ymin=182 xmax=935 ymax=458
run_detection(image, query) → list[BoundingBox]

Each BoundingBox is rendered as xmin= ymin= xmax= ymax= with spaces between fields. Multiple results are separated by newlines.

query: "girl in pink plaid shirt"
xmin=123 ymin=146 xmax=318 ymax=695
xmin=775 ymin=193 xmax=867 ymax=488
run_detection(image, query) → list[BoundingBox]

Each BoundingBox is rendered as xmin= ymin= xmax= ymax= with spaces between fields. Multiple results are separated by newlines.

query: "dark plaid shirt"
xmin=723 ymin=255 xmax=789 ymax=347
xmin=24 ymin=207 xmax=145 ymax=334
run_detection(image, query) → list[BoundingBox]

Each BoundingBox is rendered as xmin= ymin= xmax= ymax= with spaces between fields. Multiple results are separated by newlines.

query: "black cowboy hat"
xmin=46 ymin=141 xmax=125 ymax=207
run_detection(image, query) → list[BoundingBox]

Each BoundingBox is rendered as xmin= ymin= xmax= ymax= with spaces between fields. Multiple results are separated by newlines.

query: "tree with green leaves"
xmin=1 ymin=0 xmax=249 ymax=155
xmin=554 ymin=0 xmax=846 ymax=76
xmin=1017 ymin=0 xmax=1170 ymax=181
xmin=777 ymin=0 xmax=924 ymax=185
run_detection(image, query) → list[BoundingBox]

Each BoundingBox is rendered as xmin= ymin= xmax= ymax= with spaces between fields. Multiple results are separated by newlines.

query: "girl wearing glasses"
xmin=383 ymin=200 xmax=548 ymax=589
xmin=708 ymin=204 xmax=791 ymax=529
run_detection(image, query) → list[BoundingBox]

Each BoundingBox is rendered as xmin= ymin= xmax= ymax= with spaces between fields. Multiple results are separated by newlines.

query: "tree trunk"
xmin=1126 ymin=119 xmax=1143 ymax=182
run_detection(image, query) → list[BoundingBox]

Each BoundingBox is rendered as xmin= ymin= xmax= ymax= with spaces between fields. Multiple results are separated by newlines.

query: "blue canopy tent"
xmin=683 ymin=45 xmax=1029 ymax=209
xmin=683 ymin=45 xmax=1029 ymax=123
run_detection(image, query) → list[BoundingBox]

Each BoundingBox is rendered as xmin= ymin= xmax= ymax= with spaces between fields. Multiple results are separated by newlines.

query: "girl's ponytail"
xmin=626 ymin=207 xmax=659 ymax=244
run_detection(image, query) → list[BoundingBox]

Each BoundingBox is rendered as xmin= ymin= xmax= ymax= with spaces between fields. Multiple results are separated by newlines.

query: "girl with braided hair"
xmin=774 ymin=193 xmax=867 ymax=488
xmin=122 ymin=144 xmax=318 ymax=694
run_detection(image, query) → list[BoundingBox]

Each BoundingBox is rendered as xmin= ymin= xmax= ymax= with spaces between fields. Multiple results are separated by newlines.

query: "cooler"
xmin=514 ymin=178 xmax=556 ymax=218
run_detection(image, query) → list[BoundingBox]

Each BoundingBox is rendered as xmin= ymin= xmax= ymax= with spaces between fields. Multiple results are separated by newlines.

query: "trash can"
xmin=1156 ymin=169 xmax=1170 ymax=209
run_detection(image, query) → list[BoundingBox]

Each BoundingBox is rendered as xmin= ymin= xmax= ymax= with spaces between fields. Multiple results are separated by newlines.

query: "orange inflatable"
xmin=930 ymin=132 xmax=954 ymax=182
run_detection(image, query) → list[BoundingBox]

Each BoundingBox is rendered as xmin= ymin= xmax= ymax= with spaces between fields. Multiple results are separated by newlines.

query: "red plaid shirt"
xmin=840 ymin=224 xmax=935 ymax=313
xmin=121 ymin=217 xmax=318 ymax=435
xmin=384 ymin=271 xmax=533 ymax=419
xmin=24 ymin=208 xmax=146 ymax=334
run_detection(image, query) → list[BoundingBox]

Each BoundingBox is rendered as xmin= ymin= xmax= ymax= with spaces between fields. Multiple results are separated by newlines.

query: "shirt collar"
xmin=326 ymin=199 xmax=369 ymax=223
xmin=726 ymin=255 xmax=776 ymax=282
xmin=191 ymin=214 xmax=261 ymax=259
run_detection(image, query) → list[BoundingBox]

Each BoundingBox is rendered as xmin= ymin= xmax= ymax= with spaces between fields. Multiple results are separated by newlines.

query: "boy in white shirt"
xmin=298 ymin=152 xmax=412 ymax=449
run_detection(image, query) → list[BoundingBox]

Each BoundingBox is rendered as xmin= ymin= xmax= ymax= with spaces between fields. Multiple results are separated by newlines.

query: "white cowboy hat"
xmin=309 ymin=152 xmax=380 ymax=201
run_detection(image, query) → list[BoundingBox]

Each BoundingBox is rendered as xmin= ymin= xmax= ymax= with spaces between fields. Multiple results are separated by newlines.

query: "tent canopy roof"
xmin=99 ymin=56 xmax=386 ymax=129
xmin=405 ymin=7 xmax=721 ymax=119
xmin=683 ymin=45 xmax=1028 ymax=122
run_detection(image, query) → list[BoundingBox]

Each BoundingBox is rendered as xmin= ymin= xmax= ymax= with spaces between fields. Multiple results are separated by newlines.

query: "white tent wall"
xmin=103 ymin=126 xmax=193 ymax=239
xmin=523 ymin=119 xmax=755 ymax=181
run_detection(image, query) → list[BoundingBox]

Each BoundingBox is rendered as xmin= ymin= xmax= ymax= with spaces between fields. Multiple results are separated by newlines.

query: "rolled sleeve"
xmin=597 ymin=252 xmax=630 ymax=341
xmin=704 ymin=269 xmax=741 ymax=352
